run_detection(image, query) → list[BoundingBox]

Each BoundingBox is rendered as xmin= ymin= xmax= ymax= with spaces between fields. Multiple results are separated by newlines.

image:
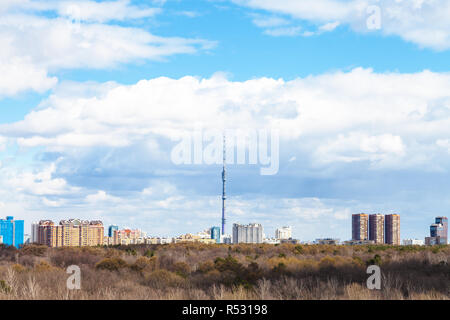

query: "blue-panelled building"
xmin=0 ymin=216 xmax=24 ymax=248
xmin=211 ymin=226 xmax=220 ymax=243
xmin=108 ymin=225 xmax=119 ymax=237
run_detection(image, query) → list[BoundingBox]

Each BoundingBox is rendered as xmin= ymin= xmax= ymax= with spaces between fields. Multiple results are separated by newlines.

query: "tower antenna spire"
xmin=221 ymin=133 xmax=226 ymax=235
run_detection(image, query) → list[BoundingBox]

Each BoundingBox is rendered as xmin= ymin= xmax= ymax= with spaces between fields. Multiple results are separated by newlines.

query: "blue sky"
xmin=1 ymin=0 xmax=450 ymax=241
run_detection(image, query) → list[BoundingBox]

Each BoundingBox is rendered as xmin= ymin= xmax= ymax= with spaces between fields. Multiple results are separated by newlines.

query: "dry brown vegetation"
xmin=0 ymin=243 xmax=448 ymax=300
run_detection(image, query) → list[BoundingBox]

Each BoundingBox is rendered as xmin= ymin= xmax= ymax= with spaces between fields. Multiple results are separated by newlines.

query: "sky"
xmin=1 ymin=0 xmax=450 ymax=241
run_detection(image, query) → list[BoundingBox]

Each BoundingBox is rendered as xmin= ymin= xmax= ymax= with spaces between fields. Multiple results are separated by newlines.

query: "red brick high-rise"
xmin=369 ymin=214 xmax=385 ymax=244
xmin=385 ymin=214 xmax=400 ymax=245
xmin=352 ymin=214 xmax=369 ymax=240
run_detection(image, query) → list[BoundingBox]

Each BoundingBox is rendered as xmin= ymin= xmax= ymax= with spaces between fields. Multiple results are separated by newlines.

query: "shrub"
xmin=0 ymin=244 xmax=18 ymax=261
xmin=34 ymin=261 xmax=53 ymax=272
xmin=50 ymin=248 xmax=101 ymax=268
xmin=0 ymin=280 xmax=11 ymax=294
xmin=319 ymin=256 xmax=337 ymax=268
xmin=12 ymin=264 xmax=27 ymax=273
xmin=20 ymin=245 xmax=48 ymax=257
xmin=130 ymin=256 xmax=157 ymax=272
xmin=144 ymin=249 xmax=155 ymax=258
xmin=352 ymin=256 xmax=365 ymax=267
xmin=367 ymin=254 xmax=382 ymax=266
xmin=95 ymin=257 xmax=128 ymax=271
xmin=145 ymin=269 xmax=185 ymax=288
xmin=272 ymin=262 xmax=288 ymax=274
xmin=172 ymin=262 xmax=191 ymax=278
xmin=125 ymin=249 xmax=137 ymax=256
xmin=197 ymin=261 xmax=214 ymax=274
xmin=245 ymin=262 xmax=263 ymax=283
xmin=214 ymin=256 xmax=244 ymax=274
xmin=293 ymin=245 xmax=304 ymax=254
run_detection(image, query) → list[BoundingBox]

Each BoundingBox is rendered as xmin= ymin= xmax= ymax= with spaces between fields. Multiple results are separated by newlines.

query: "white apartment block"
xmin=403 ymin=239 xmax=425 ymax=246
xmin=275 ymin=226 xmax=292 ymax=240
xmin=232 ymin=223 xmax=263 ymax=244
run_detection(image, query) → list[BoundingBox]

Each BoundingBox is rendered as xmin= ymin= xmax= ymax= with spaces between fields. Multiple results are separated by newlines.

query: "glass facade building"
xmin=0 ymin=216 xmax=24 ymax=248
xmin=108 ymin=225 xmax=119 ymax=237
xmin=211 ymin=227 xmax=220 ymax=243
xmin=427 ymin=217 xmax=448 ymax=245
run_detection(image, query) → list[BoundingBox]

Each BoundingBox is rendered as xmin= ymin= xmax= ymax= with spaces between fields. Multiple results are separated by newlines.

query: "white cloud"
xmin=284 ymin=198 xmax=349 ymax=220
xmin=436 ymin=139 xmax=450 ymax=153
xmin=86 ymin=190 xmax=122 ymax=203
xmin=252 ymin=15 xmax=290 ymax=28
xmin=176 ymin=11 xmax=201 ymax=18
xmin=0 ymin=57 xmax=57 ymax=97
xmin=0 ymin=136 xmax=7 ymax=151
xmin=319 ymin=21 xmax=340 ymax=32
xmin=1 ymin=68 xmax=450 ymax=171
xmin=233 ymin=0 xmax=450 ymax=50
xmin=42 ymin=197 xmax=66 ymax=208
xmin=0 ymin=0 xmax=161 ymax=21
xmin=264 ymin=26 xmax=302 ymax=37
xmin=0 ymin=1 xmax=215 ymax=98
xmin=7 ymin=163 xmax=80 ymax=196
xmin=56 ymin=0 xmax=161 ymax=23
xmin=315 ymin=132 xmax=406 ymax=165
xmin=0 ymin=14 xmax=215 ymax=71
xmin=234 ymin=0 xmax=358 ymax=21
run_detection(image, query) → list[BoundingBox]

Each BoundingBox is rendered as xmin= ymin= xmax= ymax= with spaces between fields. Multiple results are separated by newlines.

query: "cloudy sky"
xmin=1 ymin=0 xmax=450 ymax=241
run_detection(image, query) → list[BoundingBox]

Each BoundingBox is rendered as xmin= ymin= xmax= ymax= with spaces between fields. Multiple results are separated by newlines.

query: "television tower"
xmin=221 ymin=134 xmax=226 ymax=235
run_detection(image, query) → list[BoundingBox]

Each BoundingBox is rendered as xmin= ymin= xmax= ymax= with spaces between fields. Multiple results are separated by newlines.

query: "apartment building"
xmin=369 ymin=214 xmax=385 ymax=244
xmin=352 ymin=214 xmax=369 ymax=241
xmin=232 ymin=223 xmax=263 ymax=244
xmin=275 ymin=226 xmax=292 ymax=240
xmin=385 ymin=214 xmax=401 ymax=245
xmin=33 ymin=219 xmax=104 ymax=247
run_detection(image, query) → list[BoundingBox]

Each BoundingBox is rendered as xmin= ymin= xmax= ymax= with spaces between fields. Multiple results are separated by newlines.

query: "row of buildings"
xmin=352 ymin=214 xmax=401 ymax=245
xmin=28 ymin=221 xmax=287 ymax=246
xmin=1 ymin=215 xmax=448 ymax=248
xmin=351 ymin=214 xmax=449 ymax=245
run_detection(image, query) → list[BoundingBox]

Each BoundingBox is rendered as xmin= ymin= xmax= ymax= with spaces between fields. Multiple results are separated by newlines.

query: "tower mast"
xmin=221 ymin=134 xmax=226 ymax=235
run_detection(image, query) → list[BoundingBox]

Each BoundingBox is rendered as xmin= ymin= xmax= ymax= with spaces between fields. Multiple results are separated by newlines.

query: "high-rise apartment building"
xmin=275 ymin=226 xmax=292 ymax=240
xmin=369 ymin=214 xmax=385 ymax=244
xmin=385 ymin=214 xmax=400 ymax=245
xmin=31 ymin=222 xmax=39 ymax=244
xmin=211 ymin=227 xmax=220 ymax=243
xmin=352 ymin=214 xmax=369 ymax=241
xmin=434 ymin=217 xmax=448 ymax=243
xmin=34 ymin=219 xmax=104 ymax=247
xmin=0 ymin=216 xmax=24 ymax=248
xmin=108 ymin=225 xmax=119 ymax=237
xmin=425 ymin=216 xmax=448 ymax=245
xmin=232 ymin=223 xmax=263 ymax=244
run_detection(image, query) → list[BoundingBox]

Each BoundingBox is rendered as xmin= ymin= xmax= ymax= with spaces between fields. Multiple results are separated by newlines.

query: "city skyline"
xmin=1 ymin=1 xmax=450 ymax=241
xmin=6 ymin=201 xmax=448 ymax=242
xmin=4 ymin=212 xmax=447 ymax=247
